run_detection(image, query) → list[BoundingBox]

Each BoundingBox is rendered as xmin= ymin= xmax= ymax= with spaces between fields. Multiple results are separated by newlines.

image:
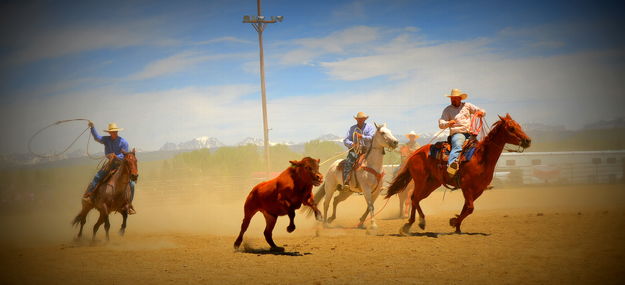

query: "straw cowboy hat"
xmin=104 ymin=123 xmax=124 ymax=132
xmin=405 ymin=131 xmax=419 ymax=139
xmin=445 ymin=88 xmax=468 ymax=100
xmin=354 ymin=112 xmax=369 ymax=119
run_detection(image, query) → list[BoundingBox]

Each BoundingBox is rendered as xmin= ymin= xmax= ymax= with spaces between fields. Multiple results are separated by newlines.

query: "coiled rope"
xmin=28 ymin=118 xmax=104 ymax=160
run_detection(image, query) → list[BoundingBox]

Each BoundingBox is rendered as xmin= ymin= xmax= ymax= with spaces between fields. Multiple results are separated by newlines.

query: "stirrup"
xmin=447 ymin=161 xmax=458 ymax=176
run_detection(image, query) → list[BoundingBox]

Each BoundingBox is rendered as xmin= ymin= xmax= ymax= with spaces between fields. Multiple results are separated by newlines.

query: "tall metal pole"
xmin=243 ymin=0 xmax=282 ymax=175
xmin=256 ymin=0 xmax=271 ymax=173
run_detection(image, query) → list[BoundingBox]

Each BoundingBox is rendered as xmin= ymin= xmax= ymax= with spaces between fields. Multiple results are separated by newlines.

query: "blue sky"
xmin=1 ymin=0 xmax=623 ymax=153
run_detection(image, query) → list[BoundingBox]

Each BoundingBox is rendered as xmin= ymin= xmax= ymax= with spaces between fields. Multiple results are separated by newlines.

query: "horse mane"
xmin=475 ymin=118 xmax=506 ymax=162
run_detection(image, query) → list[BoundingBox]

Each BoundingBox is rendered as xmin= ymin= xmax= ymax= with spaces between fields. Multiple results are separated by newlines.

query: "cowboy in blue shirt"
xmin=83 ymin=122 xmax=136 ymax=214
xmin=342 ymin=112 xmax=376 ymax=192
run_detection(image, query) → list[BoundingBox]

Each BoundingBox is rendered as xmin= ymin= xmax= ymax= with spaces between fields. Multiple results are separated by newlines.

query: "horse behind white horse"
xmin=313 ymin=123 xmax=398 ymax=231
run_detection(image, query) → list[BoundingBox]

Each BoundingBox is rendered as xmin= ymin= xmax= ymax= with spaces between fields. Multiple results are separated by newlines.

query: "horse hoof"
xmin=286 ymin=225 xmax=295 ymax=233
xmin=449 ymin=217 xmax=458 ymax=227
xmin=400 ymin=223 xmax=411 ymax=235
xmin=357 ymin=223 xmax=366 ymax=229
xmin=270 ymin=246 xmax=285 ymax=252
xmin=366 ymin=227 xmax=377 ymax=236
xmin=327 ymin=216 xmax=335 ymax=223
xmin=418 ymin=222 xmax=426 ymax=230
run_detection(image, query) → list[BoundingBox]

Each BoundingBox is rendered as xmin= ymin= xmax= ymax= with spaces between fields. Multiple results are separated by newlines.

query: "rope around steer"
xmin=27 ymin=118 xmax=104 ymax=160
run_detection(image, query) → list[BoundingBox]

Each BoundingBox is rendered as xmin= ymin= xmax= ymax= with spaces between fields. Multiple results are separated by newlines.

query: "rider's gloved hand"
xmin=88 ymin=121 xmax=94 ymax=128
xmin=106 ymin=153 xmax=116 ymax=160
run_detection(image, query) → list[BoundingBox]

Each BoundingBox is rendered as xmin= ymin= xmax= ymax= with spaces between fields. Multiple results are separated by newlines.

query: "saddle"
xmin=429 ymin=135 xmax=478 ymax=166
xmin=91 ymin=160 xmax=121 ymax=197
xmin=337 ymin=154 xmax=366 ymax=186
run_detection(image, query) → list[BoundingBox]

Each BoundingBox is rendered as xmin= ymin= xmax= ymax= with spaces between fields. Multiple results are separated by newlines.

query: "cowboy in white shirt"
xmin=438 ymin=89 xmax=485 ymax=175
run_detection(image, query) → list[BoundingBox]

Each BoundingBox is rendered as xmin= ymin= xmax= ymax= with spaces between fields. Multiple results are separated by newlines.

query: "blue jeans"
xmin=87 ymin=169 xmax=107 ymax=193
xmin=343 ymin=150 xmax=358 ymax=184
xmin=448 ymin=133 xmax=470 ymax=166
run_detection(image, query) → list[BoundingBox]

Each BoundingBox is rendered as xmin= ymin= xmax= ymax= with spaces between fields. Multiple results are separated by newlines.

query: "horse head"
xmin=290 ymin=157 xmax=323 ymax=186
xmin=122 ymin=148 xmax=139 ymax=181
xmin=373 ymin=122 xmax=399 ymax=150
xmin=495 ymin=114 xmax=532 ymax=150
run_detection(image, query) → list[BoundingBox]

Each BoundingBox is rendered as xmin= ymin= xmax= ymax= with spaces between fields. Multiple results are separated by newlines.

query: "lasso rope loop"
xmin=28 ymin=118 xmax=104 ymax=161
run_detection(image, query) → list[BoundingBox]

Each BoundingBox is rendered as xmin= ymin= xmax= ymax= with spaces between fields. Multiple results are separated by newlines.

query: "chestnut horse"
xmin=72 ymin=149 xmax=139 ymax=240
xmin=386 ymin=114 xmax=531 ymax=234
xmin=234 ymin=157 xmax=323 ymax=252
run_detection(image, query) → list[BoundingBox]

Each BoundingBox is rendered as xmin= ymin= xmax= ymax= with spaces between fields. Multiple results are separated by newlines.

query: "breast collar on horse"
xmin=354 ymin=139 xmax=385 ymax=189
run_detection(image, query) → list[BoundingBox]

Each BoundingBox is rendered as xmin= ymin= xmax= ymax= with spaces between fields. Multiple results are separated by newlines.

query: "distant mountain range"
xmin=160 ymin=136 xmax=224 ymax=151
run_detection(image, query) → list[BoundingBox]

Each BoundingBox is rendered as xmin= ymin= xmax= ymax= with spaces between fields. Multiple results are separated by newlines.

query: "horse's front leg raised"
xmin=286 ymin=209 xmax=296 ymax=233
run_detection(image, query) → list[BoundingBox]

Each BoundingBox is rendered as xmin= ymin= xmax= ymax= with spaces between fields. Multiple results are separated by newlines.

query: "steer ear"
xmin=132 ymin=147 xmax=136 ymax=154
xmin=289 ymin=160 xmax=300 ymax=167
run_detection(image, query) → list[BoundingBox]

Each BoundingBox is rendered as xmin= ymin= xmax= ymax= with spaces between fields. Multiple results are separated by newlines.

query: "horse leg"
xmin=92 ymin=212 xmax=105 ymax=241
xmin=358 ymin=185 xmax=376 ymax=230
xmin=398 ymin=189 xmax=406 ymax=218
xmin=73 ymin=203 xmax=91 ymax=239
xmin=286 ymin=209 xmax=296 ymax=233
xmin=119 ymin=212 xmax=128 ymax=236
xmin=104 ymin=215 xmax=111 ymax=241
xmin=450 ymin=189 xmax=483 ymax=233
xmin=416 ymin=179 xmax=440 ymax=230
xmin=234 ymin=204 xmax=258 ymax=249
xmin=322 ymin=182 xmax=334 ymax=224
xmin=405 ymin=182 xmax=414 ymax=217
xmin=328 ymin=190 xmax=351 ymax=224
xmin=400 ymin=178 xmax=426 ymax=235
xmin=261 ymin=211 xmax=283 ymax=252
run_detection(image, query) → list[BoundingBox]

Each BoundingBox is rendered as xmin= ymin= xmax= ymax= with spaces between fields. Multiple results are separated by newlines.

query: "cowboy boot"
xmin=128 ymin=204 xmax=136 ymax=215
xmin=447 ymin=161 xmax=459 ymax=176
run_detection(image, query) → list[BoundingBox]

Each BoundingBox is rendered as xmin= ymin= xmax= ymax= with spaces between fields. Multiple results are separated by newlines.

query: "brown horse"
xmin=386 ymin=114 xmax=531 ymax=234
xmin=72 ymin=149 xmax=139 ymax=240
xmin=234 ymin=157 xmax=323 ymax=252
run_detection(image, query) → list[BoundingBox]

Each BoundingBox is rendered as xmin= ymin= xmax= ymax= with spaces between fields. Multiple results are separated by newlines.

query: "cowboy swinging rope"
xmin=28 ymin=118 xmax=105 ymax=161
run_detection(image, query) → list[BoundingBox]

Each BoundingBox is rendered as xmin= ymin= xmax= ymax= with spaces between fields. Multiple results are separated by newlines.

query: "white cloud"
xmin=278 ymin=26 xmax=379 ymax=65
xmin=3 ymin=19 xmax=178 ymax=66
xmin=195 ymin=36 xmax=254 ymax=45
xmin=129 ymin=51 xmax=252 ymax=80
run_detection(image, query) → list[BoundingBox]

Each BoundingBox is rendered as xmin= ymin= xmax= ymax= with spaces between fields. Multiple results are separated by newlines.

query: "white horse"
xmin=314 ymin=123 xmax=398 ymax=230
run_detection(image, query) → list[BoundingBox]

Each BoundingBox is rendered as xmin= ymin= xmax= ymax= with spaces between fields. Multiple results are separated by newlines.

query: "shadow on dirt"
xmin=389 ymin=232 xmax=491 ymax=238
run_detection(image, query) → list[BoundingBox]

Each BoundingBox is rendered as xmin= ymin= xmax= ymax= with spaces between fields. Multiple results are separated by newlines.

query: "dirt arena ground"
xmin=1 ymin=184 xmax=624 ymax=284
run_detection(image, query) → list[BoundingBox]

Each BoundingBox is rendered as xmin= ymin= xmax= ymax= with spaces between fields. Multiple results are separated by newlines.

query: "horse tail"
xmin=313 ymin=182 xmax=326 ymax=205
xmin=72 ymin=213 xmax=83 ymax=227
xmin=385 ymin=166 xmax=412 ymax=199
